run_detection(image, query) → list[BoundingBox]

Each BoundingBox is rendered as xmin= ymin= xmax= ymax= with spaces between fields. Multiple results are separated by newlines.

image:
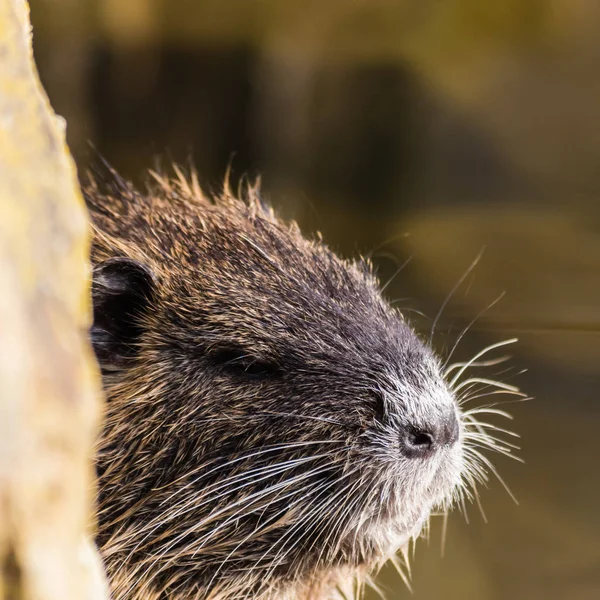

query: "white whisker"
xmin=449 ymin=338 xmax=518 ymax=389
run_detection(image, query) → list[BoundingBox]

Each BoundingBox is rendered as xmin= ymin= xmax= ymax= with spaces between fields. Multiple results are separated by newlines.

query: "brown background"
xmin=29 ymin=1 xmax=600 ymax=598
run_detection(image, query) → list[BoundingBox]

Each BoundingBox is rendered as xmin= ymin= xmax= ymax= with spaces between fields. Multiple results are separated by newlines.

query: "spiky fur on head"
xmin=86 ymin=168 xmax=490 ymax=600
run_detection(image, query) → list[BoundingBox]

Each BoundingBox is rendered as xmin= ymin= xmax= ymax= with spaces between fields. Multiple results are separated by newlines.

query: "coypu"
xmin=86 ymin=167 xmax=512 ymax=600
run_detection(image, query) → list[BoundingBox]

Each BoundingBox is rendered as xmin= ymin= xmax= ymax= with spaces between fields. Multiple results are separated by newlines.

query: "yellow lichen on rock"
xmin=0 ymin=1 xmax=106 ymax=599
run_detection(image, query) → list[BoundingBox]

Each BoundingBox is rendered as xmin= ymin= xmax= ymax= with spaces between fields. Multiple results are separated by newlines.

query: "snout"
xmin=399 ymin=409 xmax=460 ymax=459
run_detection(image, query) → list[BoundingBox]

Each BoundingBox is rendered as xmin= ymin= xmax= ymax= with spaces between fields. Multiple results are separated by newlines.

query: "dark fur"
xmin=87 ymin=169 xmax=465 ymax=600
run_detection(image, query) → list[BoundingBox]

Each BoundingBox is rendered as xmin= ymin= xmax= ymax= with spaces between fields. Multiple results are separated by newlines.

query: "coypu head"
xmin=87 ymin=170 xmax=479 ymax=599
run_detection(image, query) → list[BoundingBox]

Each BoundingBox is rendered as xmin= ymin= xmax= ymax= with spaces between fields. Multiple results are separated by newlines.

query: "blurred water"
xmin=30 ymin=1 xmax=600 ymax=598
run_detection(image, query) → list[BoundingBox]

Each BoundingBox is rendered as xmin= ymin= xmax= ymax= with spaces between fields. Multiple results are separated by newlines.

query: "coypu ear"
xmin=91 ymin=257 xmax=155 ymax=371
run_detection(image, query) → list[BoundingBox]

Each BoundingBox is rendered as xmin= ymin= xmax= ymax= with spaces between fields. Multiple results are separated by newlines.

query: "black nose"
xmin=400 ymin=410 xmax=459 ymax=458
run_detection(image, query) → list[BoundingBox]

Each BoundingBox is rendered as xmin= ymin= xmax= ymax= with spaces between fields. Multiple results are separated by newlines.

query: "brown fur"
xmin=86 ymin=167 xmax=477 ymax=599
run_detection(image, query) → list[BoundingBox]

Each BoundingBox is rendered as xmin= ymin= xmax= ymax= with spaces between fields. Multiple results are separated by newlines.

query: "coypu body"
xmin=87 ymin=169 xmax=469 ymax=599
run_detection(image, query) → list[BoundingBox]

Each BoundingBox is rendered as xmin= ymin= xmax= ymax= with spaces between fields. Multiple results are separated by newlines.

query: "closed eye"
xmin=209 ymin=346 xmax=282 ymax=379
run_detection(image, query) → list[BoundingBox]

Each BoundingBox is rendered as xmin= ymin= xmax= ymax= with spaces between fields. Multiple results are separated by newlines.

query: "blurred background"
xmin=29 ymin=1 xmax=600 ymax=598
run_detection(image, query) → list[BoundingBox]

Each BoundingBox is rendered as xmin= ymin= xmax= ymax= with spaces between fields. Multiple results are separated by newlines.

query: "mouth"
xmin=331 ymin=437 xmax=464 ymax=570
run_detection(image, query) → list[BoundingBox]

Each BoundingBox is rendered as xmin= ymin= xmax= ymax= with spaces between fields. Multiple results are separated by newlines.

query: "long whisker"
xmin=191 ymin=463 xmax=341 ymax=557
xmin=430 ymin=248 xmax=485 ymax=344
xmin=444 ymin=355 xmax=511 ymax=378
xmin=449 ymin=338 xmax=518 ymax=389
xmin=200 ymin=466 xmax=345 ymax=592
xmin=255 ymin=411 xmax=350 ymax=427
xmin=155 ymin=452 xmax=336 ymax=532
xmin=463 ymin=447 xmax=519 ymax=505
xmin=463 ymin=407 xmax=515 ymax=420
xmin=454 ymin=376 xmax=520 ymax=394
xmin=443 ymin=291 xmax=506 ymax=370
xmin=258 ymin=469 xmax=362 ymax=587
xmin=203 ymin=484 xmax=319 ymax=592
xmin=124 ymin=451 xmax=340 ymax=561
xmin=146 ymin=462 xmax=341 ymax=586
xmin=463 ymin=418 xmax=520 ymax=439
xmin=464 ymin=435 xmax=523 ymax=461
xmin=380 ymin=255 xmax=413 ymax=295
xmin=156 ymin=440 xmax=344 ymax=505
xmin=440 ymin=511 xmax=449 ymax=557
xmin=459 ymin=389 xmax=530 ymax=405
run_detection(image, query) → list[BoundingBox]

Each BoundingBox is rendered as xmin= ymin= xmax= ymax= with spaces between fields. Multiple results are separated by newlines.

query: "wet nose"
xmin=400 ymin=410 xmax=460 ymax=458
